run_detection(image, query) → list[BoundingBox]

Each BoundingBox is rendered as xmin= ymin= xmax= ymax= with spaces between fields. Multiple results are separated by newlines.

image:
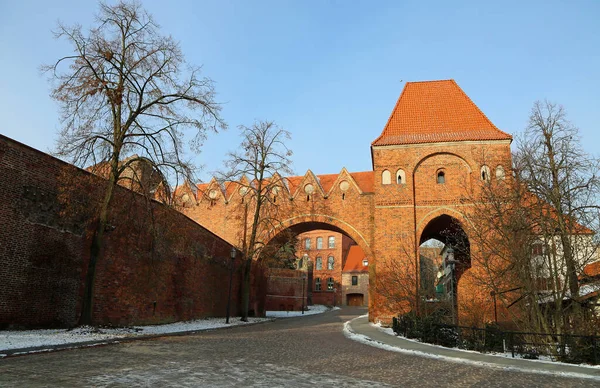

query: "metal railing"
xmin=392 ymin=317 xmax=599 ymax=364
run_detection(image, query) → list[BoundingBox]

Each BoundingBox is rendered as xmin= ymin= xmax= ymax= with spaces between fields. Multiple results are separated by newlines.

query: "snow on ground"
xmin=341 ymin=315 xmax=600 ymax=380
xmin=370 ymin=321 xmax=600 ymax=365
xmin=0 ymin=305 xmax=334 ymax=353
xmin=265 ymin=304 xmax=335 ymax=318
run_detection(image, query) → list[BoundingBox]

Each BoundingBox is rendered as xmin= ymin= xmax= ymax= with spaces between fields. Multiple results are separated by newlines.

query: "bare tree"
xmin=43 ymin=0 xmax=225 ymax=325
xmin=517 ymin=101 xmax=600 ymax=301
xmin=219 ymin=121 xmax=293 ymax=320
xmin=463 ymin=101 xmax=600 ymax=334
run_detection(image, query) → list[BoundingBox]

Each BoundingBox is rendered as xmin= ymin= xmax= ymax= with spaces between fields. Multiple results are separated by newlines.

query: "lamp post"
xmin=226 ymin=247 xmax=236 ymax=324
xmin=446 ymin=251 xmax=457 ymax=326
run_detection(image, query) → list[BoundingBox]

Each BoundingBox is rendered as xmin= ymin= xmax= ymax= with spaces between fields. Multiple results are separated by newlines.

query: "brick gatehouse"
xmin=180 ymin=79 xmax=513 ymax=324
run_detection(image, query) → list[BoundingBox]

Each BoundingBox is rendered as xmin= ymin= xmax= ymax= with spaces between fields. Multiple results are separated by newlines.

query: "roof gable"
xmin=372 ymin=80 xmax=512 ymax=146
xmin=343 ymin=245 xmax=368 ymax=272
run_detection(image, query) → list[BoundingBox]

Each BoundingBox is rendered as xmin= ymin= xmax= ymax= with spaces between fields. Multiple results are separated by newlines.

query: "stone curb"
xmin=0 ymin=318 xmax=275 ymax=359
xmin=346 ymin=315 xmax=600 ymax=380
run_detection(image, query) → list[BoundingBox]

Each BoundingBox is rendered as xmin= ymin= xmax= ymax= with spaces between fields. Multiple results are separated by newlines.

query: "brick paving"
xmin=0 ymin=307 xmax=597 ymax=387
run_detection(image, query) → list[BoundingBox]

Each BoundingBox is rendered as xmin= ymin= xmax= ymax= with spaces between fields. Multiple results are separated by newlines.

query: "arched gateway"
xmin=181 ymin=79 xmax=513 ymax=324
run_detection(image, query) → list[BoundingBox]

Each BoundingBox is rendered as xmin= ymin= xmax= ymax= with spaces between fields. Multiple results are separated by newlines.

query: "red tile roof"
xmin=343 ymin=245 xmax=368 ymax=272
xmin=317 ymin=173 xmax=338 ymax=193
xmin=583 ymin=261 xmax=600 ymax=279
xmin=349 ymin=171 xmax=374 ymax=193
xmin=372 ymin=80 xmax=512 ymax=146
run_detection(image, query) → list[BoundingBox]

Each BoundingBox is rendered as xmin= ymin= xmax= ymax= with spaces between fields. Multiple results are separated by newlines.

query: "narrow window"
xmin=352 ymin=276 xmax=358 ymax=286
xmin=304 ymin=238 xmax=311 ymax=250
xmin=327 ymin=256 xmax=334 ymax=270
xmin=316 ymin=256 xmax=323 ymax=270
xmin=327 ymin=277 xmax=334 ymax=291
xmin=437 ymin=171 xmax=445 ymax=184
xmin=316 ymin=237 xmax=323 ymax=249
xmin=315 ymin=278 xmax=322 ymax=291
xmin=396 ymin=169 xmax=406 ymax=184
xmin=382 ymin=170 xmax=391 ymax=185
xmin=496 ymin=165 xmax=505 ymax=180
xmin=328 ymin=236 xmax=335 ymax=249
xmin=298 ymin=258 xmax=303 ymax=269
xmin=481 ymin=165 xmax=491 ymax=182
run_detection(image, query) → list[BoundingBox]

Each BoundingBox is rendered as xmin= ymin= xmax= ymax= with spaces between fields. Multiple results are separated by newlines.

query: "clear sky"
xmin=1 ymin=0 xmax=598 ymax=181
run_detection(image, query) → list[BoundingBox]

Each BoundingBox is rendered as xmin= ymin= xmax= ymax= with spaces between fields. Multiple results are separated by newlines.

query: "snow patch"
xmin=265 ymin=304 xmax=333 ymax=317
xmin=343 ymin=315 xmax=600 ymax=381
xmin=0 ymin=305 xmax=334 ymax=354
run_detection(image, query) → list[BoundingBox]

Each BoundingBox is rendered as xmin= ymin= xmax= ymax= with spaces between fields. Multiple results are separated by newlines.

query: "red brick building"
xmin=295 ymin=230 xmax=355 ymax=306
xmin=342 ymin=245 xmax=369 ymax=306
xmin=180 ymin=79 xmax=514 ymax=324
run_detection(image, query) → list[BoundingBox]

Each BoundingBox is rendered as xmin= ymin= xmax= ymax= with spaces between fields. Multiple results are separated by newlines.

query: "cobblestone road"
xmin=0 ymin=308 xmax=596 ymax=387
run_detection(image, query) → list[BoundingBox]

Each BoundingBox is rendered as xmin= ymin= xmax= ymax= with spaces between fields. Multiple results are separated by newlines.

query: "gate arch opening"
xmin=419 ymin=214 xmax=471 ymax=324
xmin=262 ymin=220 xmax=371 ymax=311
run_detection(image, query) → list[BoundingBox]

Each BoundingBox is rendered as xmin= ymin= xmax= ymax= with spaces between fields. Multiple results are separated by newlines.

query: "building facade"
xmin=180 ymin=79 xmax=515 ymax=324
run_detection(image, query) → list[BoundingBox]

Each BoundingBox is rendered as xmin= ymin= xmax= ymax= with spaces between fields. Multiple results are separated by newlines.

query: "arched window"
xmin=315 ymin=278 xmax=322 ymax=291
xmin=316 ymin=237 xmax=323 ymax=249
xmin=396 ymin=169 xmax=406 ymax=184
xmin=327 ymin=256 xmax=334 ymax=270
xmin=481 ymin=165 xmax=491 ymax=181
xmin=316 ymin=256 xmax=323 ymax=270
xmin=437 ymin=170 xmax=445 ymax=184
xmin=495 ymin=165 xmax=505 ymax=180
xmin=382 ymin=170 xmax=391 ymax=185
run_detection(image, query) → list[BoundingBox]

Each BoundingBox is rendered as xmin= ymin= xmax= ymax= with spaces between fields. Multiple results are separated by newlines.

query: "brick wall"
xmin=0 ymin=134 xmax=266 ymax=328
xmin=265 ymin=268 xmax=306 ymax=311
xmin=342 ymin=272 xmax=369 ymax=306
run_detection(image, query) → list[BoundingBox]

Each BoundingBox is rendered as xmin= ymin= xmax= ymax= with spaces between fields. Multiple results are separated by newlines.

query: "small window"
xmin=382 ymin=170 xmax=391 ymax=185
xmin=316 ymin=256 xmax=322 ymax=270
xmin=437 ymin=171 xmax=445 ymax=184
xmin=352 ymin=275 xmax=358 ymax=286
xmin=304 ymin=238 xmax=311 ymax=250
xmin=327 ymin=277 xmax=334 ymax=291
xmin=327 ymin=256 xmax=334 ymax=270
xmin=298 ymin=258 xmax=303 ymax=269
xmin=532 ymin=242 xmax=544 ymax=257
xmin=481 ymin=165 xmax=491 ymax=182
xmin=396 ymin=169 xmax=406 ymax=184
xmin=315 ymin=278 xmax=322 ymax=291
xmin=328 ymin=236 xmax=335 ymax=249
xmin=496 ymin=165 xmax=505 ymax=180
xmin=362 ymin=259 xmax=368 ymax=267
xmin=316 ymin=237 xmax=323 ymax=249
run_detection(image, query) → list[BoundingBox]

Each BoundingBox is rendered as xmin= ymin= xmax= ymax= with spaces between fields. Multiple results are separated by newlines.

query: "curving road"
xmin=0 ymin=307 xmax=595 ymax=387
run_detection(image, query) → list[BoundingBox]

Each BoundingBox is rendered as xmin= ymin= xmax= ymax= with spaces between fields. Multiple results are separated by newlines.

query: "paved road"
xmin=0 ymin=307 xmax=596 ymax=387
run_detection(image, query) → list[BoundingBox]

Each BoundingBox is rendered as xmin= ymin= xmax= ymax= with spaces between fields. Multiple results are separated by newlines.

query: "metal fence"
xmin=392 ymin=317 xmax=600 ymax=365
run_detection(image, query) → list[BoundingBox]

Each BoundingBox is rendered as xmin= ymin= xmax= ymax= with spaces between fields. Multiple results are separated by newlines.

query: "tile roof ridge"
xmin=450 ymin=79 xmax=512 ymax=139
xmin=371 ymin=81 xmax=409 ymax=146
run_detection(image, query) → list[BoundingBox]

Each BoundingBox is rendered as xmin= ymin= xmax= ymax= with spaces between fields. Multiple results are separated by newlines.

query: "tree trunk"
xmin=79 ymin=173 xmax=117 ymax=326
xmin=240 ymin=257 xmax=252 ymax=321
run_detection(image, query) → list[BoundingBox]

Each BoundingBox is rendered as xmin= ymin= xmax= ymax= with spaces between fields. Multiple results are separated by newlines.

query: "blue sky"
xmin=1 ymin=0 xmax=598 ymax=181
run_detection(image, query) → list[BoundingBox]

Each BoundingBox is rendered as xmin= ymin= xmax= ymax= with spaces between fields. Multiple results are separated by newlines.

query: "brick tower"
xmin=370 ymin=79 xmax=512 ymax=323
